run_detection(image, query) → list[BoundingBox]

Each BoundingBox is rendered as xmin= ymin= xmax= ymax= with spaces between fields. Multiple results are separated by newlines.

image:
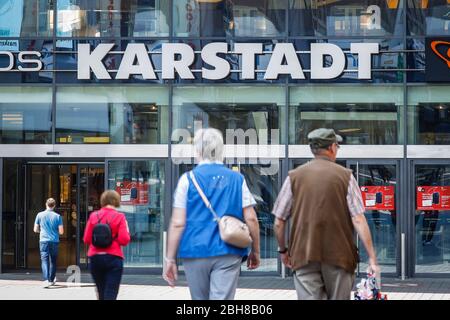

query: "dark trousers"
xmin=89 ymin=254 xmax=124 ymax=300
xmin=40 ymin=241 xmax=59 ymax=282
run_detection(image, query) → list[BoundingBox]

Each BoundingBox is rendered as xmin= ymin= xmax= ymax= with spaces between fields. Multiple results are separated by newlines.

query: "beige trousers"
xmin=293 ymin=262 xmax=355 ymax=300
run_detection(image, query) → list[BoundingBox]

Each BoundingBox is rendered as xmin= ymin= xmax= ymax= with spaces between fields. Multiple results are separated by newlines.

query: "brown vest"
xmin=288 ymin=157 xmax=358 ymax=273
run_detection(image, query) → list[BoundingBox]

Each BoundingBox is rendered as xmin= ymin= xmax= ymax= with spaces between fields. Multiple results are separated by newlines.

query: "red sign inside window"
xmin=360 ymin=186 xmax=395 ymax=210
xmin=115 ymin=180 xmax=149 ymax=205
xmin=416 ymin=186 xmax=450 ymax=211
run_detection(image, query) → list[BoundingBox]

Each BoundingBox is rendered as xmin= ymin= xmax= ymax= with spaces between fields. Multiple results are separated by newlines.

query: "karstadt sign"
xmin=0 ymin=42 xmax=380 ymax=80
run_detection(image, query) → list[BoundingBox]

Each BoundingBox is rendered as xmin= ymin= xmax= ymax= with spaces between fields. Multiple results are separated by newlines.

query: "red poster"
xmin=360 ymin=186 xmax=395 ymax=210
xmin=115 ymin=180 xmax=149 ymax=205
xmin=416 ymin=186 xmax=450 ymax=211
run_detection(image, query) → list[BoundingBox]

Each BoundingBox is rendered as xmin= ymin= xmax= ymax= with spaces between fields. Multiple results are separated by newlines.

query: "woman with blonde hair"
xmin=164 ymin=128 xmax=261 ymax=300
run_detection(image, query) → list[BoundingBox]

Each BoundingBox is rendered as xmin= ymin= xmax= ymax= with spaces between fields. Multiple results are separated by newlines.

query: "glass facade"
xmin=415 ymin=165 xmax=450 ymax=274
xmin=289 ymin=86 xmax=404 ymax=145
xmin=289 ymin=0 xmax=404 ymax=37
xmin=108 ymin=160 xmax=165 ymax=267
xmin=174 ymin=0 xmax=287 ymax=37
xmin=0 ymin=1 xmax=449 ymax=277
xmin=173 ymin=87 xmax=285 ymax=145
xmin=56 ymin=87 xmax=169 ymax=144
xmin=0 ymin=87 xmax=52 ymax=144
xmin=408 ymin=87 xmax=450 ymax=145
xmin=56 ymin=0 xmax=170 ymax=37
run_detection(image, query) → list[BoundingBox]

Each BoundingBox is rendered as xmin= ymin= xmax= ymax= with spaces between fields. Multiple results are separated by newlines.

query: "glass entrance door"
xmin=26 ymin=165 xmax=78 ymax=268
xmin=18 ymin=164 xmax=104 ymax=270
xmin=413 ymin=162 xmax=450 ymax=274
xmin=78 ymin=165 xmax=104 ymax=268
xmin=348 ymin=161 xmax=399 ymax=275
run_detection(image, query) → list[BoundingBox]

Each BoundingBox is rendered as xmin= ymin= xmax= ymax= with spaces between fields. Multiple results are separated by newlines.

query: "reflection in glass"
xmin=407 ymin=0 xmax=450 ymax=35
xmin=174 ymin=0 xmax=286 ymax=37
xmin=415 ymin=165 xmax=450 ymax=273
xmin=173 ymin=87 xmax=284 ymax=144
xmin=56 ymin=87 xmax=169 ymax=144
xmin=239 ymin=163 xmax=279 ymax=272
xmin=0 ymin=0 xmax=52 ymax=37
xmin=406 ymin=38 xmax=425 ymax=82
xmin=108 ymin=160 xmax=165 ymax=267
xmin=351 ymin=164 xmax=397 ymax=274
xmin=289 ymin=0 xmax=404 ymax=36
xmin=290 ymin=103 xmax=398 ymax=145
xmin=0 ymin=87 xmax=52 ymax=144
xmin=289 ymin=86 xmax=403 ymax=144
xmin=56 ymin=0 xmax=170 ymax=37
xmin=408 ymin=86 xmax=450 ymax=144
xmin=412 ymin=104 xmax=450 ymax=145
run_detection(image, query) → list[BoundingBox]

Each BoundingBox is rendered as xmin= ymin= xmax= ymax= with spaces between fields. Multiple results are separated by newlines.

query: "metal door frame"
xmin=77 ymin=163 xmax=105 ymax=270
xmin=20 ymin=161 xmax=105 ymax=269
xmin=347 ymin=159 xmax=402 ymax=278
xmin=409 ymin=159 xmax=450 ymax=278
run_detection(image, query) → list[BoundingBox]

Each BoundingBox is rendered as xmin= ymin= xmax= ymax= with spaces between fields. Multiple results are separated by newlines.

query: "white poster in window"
xmin=0 ymin=0 xmax=23 ymax=50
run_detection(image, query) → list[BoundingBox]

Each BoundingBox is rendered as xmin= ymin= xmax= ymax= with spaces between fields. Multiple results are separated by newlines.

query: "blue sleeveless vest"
xmin=178 ymin=163 xmax=248 ymax=258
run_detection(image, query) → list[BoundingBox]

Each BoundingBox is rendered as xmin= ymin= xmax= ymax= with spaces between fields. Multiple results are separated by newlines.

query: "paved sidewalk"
xmin=0 ymin=273 xmax=450 ymax=300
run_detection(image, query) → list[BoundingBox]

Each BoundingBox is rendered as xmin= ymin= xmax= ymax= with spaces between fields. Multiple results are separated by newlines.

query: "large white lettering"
xmin=78 ymin=43 xmax=114 ymax=80
xmin=264 ymin=43 xmax=305 ymax=80
xmin=350 ymin=43 xmax=379 ymax=79
xmin=0 ymin=51 xmax=42 ymax=72
xmin=201 ymin=42 xmax=230 ymax=80
xmin=116 ymin=43 xmax=157 ymax=80
xmin=310 ymin=43 xmax=346 ymax=79
xmin=6 ymin=42 xmax=378 ymax=80
xmin=234 ymin=43 xmax=263 ymax=80
xmin=162 ymin=43 xmax=195 ymax=80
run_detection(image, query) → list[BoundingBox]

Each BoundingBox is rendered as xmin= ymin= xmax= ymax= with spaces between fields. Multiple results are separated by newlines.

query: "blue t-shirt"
xmin=34 ymin=210 xmax=63 ymax=243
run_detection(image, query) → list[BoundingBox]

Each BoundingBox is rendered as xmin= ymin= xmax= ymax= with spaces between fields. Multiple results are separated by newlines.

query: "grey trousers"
xmin=293 ymin=262 xmax=355 ymax=300
xmin=182 ymin=255 xmax=242 ymax=300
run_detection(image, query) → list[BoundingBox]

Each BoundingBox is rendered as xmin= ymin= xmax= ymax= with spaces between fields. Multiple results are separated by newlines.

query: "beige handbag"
xmin=189 ymin=171 xmax=252 ymax=249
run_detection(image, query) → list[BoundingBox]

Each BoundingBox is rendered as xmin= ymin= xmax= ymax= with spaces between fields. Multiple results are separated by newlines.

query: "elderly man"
xmin=273 ymin=128 xmax=379 ymax=300
xmin=163 ymin=128 xmax=261 ymax=300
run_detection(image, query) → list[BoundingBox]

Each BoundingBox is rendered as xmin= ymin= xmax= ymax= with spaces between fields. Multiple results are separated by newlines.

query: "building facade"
xmin=0 ymin=0 xmax=449 ymax=278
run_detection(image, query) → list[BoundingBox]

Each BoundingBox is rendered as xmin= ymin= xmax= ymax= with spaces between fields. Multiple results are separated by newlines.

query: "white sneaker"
xmin=51 ymin=278 xmax=57 ymax=286
xmin=43 ymin=280 xmax=50 ymax=288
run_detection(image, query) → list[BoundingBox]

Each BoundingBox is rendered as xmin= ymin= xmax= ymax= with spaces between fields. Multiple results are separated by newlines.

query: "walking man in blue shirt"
xmin=34 ymin=198 xmax=64 ymax=288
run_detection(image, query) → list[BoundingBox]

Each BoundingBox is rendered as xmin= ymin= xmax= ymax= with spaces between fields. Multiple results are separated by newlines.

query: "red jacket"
xmin=83 ymin=207 xmax=131 ymax=259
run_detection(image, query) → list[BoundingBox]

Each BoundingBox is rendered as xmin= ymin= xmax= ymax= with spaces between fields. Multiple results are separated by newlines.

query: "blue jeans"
xmin=89 ymin=254 xmax=124 ymax=300
xmin=39 ymin=241 xmax=59 ymax=282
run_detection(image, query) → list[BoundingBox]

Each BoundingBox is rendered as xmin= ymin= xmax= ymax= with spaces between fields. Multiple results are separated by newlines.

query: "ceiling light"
xmin=339 ymin=128 xmax=361 ymax=133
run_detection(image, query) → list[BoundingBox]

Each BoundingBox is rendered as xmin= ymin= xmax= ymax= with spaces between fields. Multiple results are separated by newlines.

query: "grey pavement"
xmin=1 ymin=272 xmax=450 ymax=300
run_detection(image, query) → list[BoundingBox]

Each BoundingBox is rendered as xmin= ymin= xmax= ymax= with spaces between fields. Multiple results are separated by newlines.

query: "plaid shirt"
xmin=272 ymin=174 xmax=365 ymax=220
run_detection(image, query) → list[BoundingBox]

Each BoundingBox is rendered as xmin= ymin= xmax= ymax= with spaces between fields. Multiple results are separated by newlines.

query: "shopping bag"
xmin=354 ymin=272 xmax=388 ymax=300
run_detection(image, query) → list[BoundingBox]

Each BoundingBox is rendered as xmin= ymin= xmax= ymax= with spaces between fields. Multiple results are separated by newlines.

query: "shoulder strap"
xmin=95 ymin=211 xmax=116 ymax=225
xmin=189 ymin=171 xmax=219 ymax=221
xmin=96 ymin=212 xmax=102 ymax=224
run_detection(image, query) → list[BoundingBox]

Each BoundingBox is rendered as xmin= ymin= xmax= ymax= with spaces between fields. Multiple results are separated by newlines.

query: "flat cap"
xmin=308 ymin=128 xmax=343 ymax=148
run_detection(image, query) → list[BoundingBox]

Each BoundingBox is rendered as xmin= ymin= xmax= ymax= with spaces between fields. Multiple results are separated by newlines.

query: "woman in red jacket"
xmin=83 ymin=190 xmax=131 ymax=300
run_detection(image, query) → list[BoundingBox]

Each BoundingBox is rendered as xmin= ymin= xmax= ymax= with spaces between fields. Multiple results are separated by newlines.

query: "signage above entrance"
xmin=78 ymin=42 xmax=380 ymax=81
xmin=0 ymin=42 xmax=381 ymax=81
